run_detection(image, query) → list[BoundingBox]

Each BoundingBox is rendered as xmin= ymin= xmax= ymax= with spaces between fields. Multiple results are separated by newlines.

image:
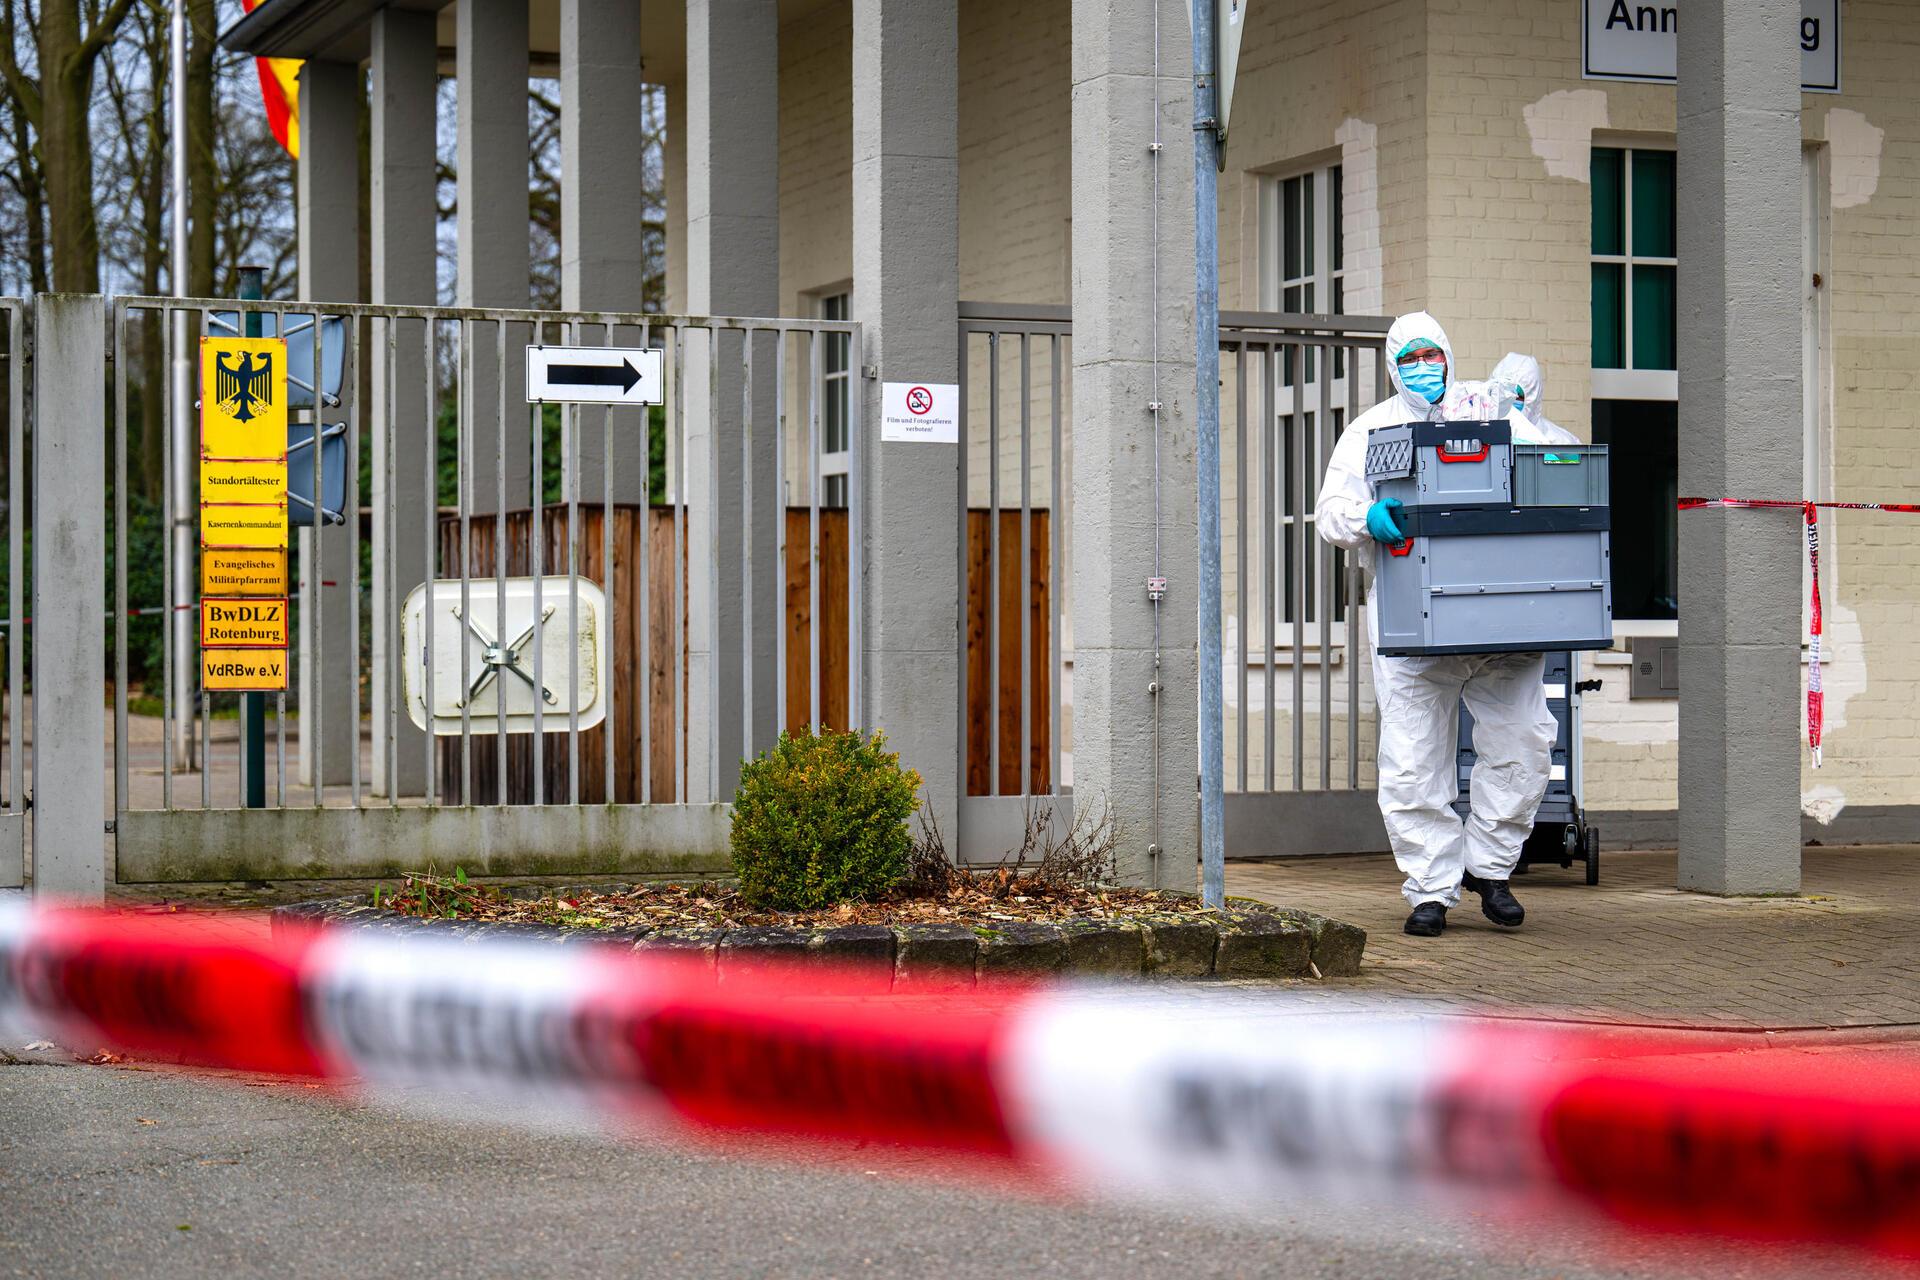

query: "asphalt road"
xmin=2 ymin=1045 xmax=1913 ymax=1280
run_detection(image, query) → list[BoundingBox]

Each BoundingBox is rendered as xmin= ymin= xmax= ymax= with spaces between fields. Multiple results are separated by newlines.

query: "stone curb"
xmin=270 ymin=896 xmax=1367 ymax=983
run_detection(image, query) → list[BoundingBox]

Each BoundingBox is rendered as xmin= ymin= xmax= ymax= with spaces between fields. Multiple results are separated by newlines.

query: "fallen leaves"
xmin=373 ymin=871 xmax=1208 ymax=933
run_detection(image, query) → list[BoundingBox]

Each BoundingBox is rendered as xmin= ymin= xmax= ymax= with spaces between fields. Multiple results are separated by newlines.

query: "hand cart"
xmin=1451 ymin=650 xmax=1602 ymax=884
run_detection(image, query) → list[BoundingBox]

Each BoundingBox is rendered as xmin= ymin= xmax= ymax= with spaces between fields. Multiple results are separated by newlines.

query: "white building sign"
xmin=1581 ymin=0 xmax=1839 ymax=94
xmin=880 ymin=381 xmax=959 ymax=444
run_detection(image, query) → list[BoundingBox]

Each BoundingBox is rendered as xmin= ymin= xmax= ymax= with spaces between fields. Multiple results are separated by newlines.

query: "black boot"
xmin=1403 ymin=902 xmax=1448 ymax=937
xmin=1461 ymin=871 xmax=1525 ymax=927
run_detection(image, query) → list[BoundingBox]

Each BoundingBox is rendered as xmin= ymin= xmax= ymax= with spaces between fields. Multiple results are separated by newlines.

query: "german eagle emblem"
xmin=215 ymin=351 xmax=274 ymax=423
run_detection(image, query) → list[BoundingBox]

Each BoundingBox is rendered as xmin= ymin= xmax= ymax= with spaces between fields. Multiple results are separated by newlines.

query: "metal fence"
xmin=956 ymin=304 xmax=1069 ymax=861
xmin=1216 ymin=310 xmax=1392 ymax=855
xmin=106 ymin=295 xmax=859 ymax=880
xmin=956 ymin=303 xmax=1392 ymax=862
xmin=0 ymin=300 xmax=24 ymax=888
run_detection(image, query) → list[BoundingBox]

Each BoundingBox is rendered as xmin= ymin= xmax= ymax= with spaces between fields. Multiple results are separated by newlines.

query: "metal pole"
xmin=169 ymin=0 xmax=194 ymax=768
xmin=1194 ymin=0 xmax=1226 ymax=909
xmin=238 ymin=267 xmax=266 ymax=808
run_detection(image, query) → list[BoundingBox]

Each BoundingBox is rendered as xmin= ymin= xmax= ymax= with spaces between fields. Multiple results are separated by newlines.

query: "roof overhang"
xmin=220 ymin=0 xmax=445 ymax=61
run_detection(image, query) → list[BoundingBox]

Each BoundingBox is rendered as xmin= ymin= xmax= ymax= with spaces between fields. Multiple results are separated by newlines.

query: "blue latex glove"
xmin=1366 ymin=498 xmax=1407 ymax=546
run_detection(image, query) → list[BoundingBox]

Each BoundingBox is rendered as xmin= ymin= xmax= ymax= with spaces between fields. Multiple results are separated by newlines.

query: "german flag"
xmin=240 ymin=0 xmax=300 ymax=158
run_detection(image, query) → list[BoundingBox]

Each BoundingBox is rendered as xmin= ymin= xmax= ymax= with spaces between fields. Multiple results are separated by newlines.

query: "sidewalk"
xmin=1228 ymin=844 xmax=1920 ymax=1030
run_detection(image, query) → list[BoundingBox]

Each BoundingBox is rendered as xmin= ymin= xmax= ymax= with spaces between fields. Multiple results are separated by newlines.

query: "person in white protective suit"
xmin=1485 ymin=351 xmax=1576 ymax=441
xmin=1314 ymin=318 xmax=1573 ymax=937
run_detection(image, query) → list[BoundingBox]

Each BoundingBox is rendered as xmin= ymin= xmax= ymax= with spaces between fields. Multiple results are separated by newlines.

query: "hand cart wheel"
xmin=1584 ymin=826 xmax=1600 ymax=885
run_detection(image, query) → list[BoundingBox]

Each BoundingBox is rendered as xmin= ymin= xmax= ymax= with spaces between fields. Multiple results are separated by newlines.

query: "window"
xmin=1592 ymin=145 xmax=1678 ymax=622
xmin=1262 ymin=163 xmax=1351 ymax=627
xmin=819 ymin=292 xmax=851 ymax=508
xmin=1269 ymin=165 xmax=1346 ymax=384
xmin=1591 ymin=146 xmax=1677 ymax=396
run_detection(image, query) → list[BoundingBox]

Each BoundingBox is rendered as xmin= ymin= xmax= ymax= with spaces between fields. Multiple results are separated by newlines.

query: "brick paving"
xmin=1228 ymin=844 xmax=1920 ymax=1029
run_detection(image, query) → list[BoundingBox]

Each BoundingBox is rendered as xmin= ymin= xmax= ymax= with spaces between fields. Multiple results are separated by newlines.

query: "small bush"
xmin=730 ymin=728 xmax=923 ymax=911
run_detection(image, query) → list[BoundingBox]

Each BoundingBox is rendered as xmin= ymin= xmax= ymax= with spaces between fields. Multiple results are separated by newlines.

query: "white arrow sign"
xmin=526 ymin=345 xmax=664 ymax=406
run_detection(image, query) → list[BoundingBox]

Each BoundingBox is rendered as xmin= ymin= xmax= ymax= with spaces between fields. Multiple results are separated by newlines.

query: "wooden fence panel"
xmin=965 ymin=509 xmax=1050 ymax=796
xmin=436 ymin=505 xmax=1050 ymax=803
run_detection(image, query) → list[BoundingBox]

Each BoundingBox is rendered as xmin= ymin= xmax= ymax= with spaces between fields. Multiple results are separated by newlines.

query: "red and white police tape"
xmin=4 ymin=902 xmax=1920 ymax=1255
xmin=1677 ymin=496 xmax=1920 ymax=767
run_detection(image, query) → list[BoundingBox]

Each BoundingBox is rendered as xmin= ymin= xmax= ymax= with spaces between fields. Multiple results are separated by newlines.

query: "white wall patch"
xmin=1523 ymin=90 xmax=1611 ymax=182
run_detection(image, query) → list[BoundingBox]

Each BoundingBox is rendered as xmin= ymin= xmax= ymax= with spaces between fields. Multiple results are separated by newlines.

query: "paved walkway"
xmin=1228 ymin=844 xmax=1920 ymax=1030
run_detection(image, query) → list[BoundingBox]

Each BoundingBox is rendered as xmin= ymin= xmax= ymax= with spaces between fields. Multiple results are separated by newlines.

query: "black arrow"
xmin=549 ymin=359 xmax=641 ymax=394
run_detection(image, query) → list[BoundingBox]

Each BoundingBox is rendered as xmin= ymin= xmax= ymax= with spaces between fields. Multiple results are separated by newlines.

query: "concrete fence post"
xmin=31 ymin=294 xmax=107 ymax=902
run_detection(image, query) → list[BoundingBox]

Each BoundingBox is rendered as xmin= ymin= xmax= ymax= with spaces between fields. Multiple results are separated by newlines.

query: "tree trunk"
xmin=38 ymin=6 xmax=103 ymax=292
xmin=5 ymin=94 xmax=49 ymax=294
xmin=187 ymin=0 xmax=216 ymax=296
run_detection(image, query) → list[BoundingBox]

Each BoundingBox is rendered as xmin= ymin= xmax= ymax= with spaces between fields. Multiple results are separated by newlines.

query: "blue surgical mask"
xmin=1401 ymin=361 xmax=1446 ymax=404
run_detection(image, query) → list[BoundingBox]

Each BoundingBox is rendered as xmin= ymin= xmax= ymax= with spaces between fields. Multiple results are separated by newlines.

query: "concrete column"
xmin=1069 ymin=0 xmax=1198 ymax=886
xmin=457 ymin=0 xmax=531 ymax=516
xmin=685 ymin=0 xmax=778 ymax=801
xmin=1675 ymin=0 xmax=1803 ymax=893
xmin=296 ymin=60 xmax=362 ymax=788
xmin=31 ymin=295 xmax=105 ymax=901
xmin=560 ymin=0 xmax=647 ymax=505
xmin=852 ymin=0 xmax=960 ymax=840
xmin=369 ymin=9 xmax=436 ymax=798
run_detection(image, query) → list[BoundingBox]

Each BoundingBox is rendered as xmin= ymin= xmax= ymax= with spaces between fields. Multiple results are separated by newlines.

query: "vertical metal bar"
xmin=1349 ymin=340 xmax=1363 ymax=789
xmin=847 ymin=321 xmax=864 ymax=730
xmin=672 ymin=328 xmax=687 ymax=802
xmin=383 ymin=315 xmax=397 ymax=806
xmin=158 ymin=306 xmax=173 ymax=809
xmin=1290 ymin=341 xmax=1305 ymax=792
xmin=956 ymin=327 xmax=969 ymax=796
xmin=495 ymin=320 xmax=509 ymax=804
xmin=987 ymin=333 xmax=1000 ymax=792
xmin=603 ymin=317 xmax=617 ymax=801
xmin=1234 ymin=341 xmax=1247 ymax=792
xmin=277 ymin=310 xmax=289 ymax=807
xmin=1049 ymin=333 xmax=1063 ymax=795
xmin=533 ymin=322 xmax=549 ymax=802
xmin=1018 ymin=332 xmax=1032 ymax=796
xmin=1262 ymin=345 xmax=1276 ymax=793
xmin=458 ymin=320 xmax=473 ymax=805
xmin=532 ymin=372 xmax=546 ymax=807
xmin=737 ymin=328 xmax=752 ymax=765
xmin=200 ymin=689 xmax=210 ymax=810
xmin=113 ymin=304 xmax=129 ymax=821
xmin=567 ymin=321 xmax=582 ymax=806
xmin=638 ymin=322 xmax=655 ymax=803
xmin=312 ymin=309 xmax=325 ymax=808
xmin=10 ymin=304 xmax=27 ymax=819
xmin=773 ymin=328 xmax=787 ymax=739
xmin=423 ymin=317 xmax=437 ymax=806
xmin=807 ymin=329 xmax=822 ymax=730
xmin=347 ymin=319 xmax=362 ymax=809
xmin=1318 ymin=342 xmax=1334 ymax=788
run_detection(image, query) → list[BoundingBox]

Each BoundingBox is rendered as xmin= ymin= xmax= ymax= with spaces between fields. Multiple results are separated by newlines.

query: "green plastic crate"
xmin=1514 ymin=444 xmax=1609 ymax=507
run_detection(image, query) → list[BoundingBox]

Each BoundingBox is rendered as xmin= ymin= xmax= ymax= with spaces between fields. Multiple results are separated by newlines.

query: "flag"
xmin=240 ymin=0 xmax=300 ymax=158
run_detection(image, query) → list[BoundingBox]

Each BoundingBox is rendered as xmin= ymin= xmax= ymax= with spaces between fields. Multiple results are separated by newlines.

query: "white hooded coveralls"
xmin=1315 ymin=318 xmax=1577 ymax=907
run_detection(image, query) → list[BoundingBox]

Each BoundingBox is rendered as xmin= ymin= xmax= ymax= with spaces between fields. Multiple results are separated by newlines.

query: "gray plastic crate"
xmin=1365 ymin=422 xmax=1612 ymax=657
xmin=1514 ymin=444 xmax=1608 ymax=506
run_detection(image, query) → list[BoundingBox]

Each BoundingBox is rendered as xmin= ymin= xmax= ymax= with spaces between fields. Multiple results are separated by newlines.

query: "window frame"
xmin=1591 ymin=143 xmax=1679 ymax=401
xmin=1259 ymin=161 xmax=1353 ymax=646
xmin=814 ymin=289 xmax=852 ymax=509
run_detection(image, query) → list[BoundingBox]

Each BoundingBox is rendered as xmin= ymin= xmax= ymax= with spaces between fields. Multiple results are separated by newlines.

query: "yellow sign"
xmin=200 ymin=502 xmax=289 ymax=549
xmin=201 ymin=648 xmax=288 ymax=693
xmin=200 ymin=337 xmax=288 ymax=460
xmin=202 ymin=597 xmax=289 ymax=649
xmin=201 ymin=457 xmax=288 ymax=506
xmin=202 ymin=548 xmax=288 ymax=597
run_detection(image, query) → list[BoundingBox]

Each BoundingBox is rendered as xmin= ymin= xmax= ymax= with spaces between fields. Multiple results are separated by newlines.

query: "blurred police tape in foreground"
xmin=3 ymin=901 xmax=1919 ymax=1257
